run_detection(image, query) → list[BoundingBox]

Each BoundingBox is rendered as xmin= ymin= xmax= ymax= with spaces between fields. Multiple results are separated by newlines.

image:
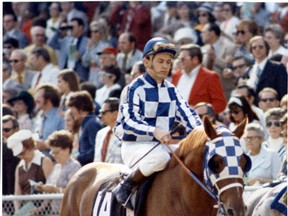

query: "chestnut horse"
xmin=60 ymin=118 xmax=251 ymax=216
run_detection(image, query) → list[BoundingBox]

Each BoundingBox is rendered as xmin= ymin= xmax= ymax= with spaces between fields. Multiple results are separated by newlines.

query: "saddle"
xmin=92 ymin=172 xmax=157 ymax=216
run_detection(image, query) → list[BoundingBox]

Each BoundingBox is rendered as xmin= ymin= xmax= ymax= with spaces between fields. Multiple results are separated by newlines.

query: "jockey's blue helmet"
xmin=143 ymin=37 xmax=177 ymax=59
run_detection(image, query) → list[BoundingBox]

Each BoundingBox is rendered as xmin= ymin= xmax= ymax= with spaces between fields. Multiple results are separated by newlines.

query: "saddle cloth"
xmin=92 ymin=173 xmax=157 ymax=216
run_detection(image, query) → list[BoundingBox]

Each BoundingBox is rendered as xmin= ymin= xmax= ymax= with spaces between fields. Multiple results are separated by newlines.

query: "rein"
xmin=163 ymin=140 xmax=229 ymax=215
xmin=163 ymin=142 xmax=218 ymax=201
xmin=128 ymin=126 xmax=185 ymax=169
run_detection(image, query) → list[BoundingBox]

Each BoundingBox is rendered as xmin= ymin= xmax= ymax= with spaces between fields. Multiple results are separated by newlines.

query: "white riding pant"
xmin=121 ymin=141 xmax=178 ymax=177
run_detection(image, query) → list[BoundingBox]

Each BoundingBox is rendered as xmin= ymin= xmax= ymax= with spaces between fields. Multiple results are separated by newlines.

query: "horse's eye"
xmin=208 ymin=155 xmax=225 ymax=174
xmin=240 ymin=154 xmax=252 ymax=173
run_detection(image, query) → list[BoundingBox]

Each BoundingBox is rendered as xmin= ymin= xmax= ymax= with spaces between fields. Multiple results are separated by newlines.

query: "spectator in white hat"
xmin=7 ymin=129 xmax=53 ymax=212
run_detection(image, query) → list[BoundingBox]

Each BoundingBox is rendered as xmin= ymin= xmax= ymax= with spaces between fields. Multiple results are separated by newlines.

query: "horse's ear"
xmin=203 ymin=116 xmax=217 ymax=140
xmin=232 ymin=117 xmax=248 ymax=138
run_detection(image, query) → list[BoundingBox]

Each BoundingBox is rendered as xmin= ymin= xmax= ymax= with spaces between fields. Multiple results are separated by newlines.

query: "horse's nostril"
xmin=227 ymin=208 xmax=234 ymax=216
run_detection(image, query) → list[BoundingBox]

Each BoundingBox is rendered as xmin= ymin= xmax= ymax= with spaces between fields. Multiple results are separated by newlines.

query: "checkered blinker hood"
xmin=203 ymin=129 xmax=251 ymax=194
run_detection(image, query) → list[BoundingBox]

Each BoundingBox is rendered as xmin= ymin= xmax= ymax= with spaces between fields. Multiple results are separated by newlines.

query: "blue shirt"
xmin=40 ymin=107 xmax=65 ymax=140
xmin=114 ymin=72 xmax=202 ymax=142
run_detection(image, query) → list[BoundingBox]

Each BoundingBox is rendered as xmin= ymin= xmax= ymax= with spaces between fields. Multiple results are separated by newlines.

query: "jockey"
xmin=113 ymin=37 xmax=203 ymax=209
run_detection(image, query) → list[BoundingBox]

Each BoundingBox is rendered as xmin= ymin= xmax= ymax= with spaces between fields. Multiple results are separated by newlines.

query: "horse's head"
xmin=203 ymin=117 xmax=251 ymax=216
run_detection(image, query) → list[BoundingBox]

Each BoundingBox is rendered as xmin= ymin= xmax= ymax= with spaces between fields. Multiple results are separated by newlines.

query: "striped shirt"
xmin=114 ymin=72 xmax=202 ymax=142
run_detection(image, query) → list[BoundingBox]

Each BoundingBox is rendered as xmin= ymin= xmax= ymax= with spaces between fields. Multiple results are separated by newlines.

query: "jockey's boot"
xmin=113 ymin=169 xmax=146 ymax=210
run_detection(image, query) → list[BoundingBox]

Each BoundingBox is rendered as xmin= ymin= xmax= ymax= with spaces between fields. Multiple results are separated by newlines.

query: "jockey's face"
xmin=144 ymin=52 xmax=173 ymax=83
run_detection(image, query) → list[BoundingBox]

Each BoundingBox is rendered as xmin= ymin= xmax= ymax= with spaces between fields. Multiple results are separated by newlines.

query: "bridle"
xmin=164 ymin=128 xmax=251 ymax=215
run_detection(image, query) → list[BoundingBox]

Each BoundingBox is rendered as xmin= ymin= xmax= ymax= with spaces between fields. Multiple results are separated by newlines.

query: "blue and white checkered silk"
xmin=114 ymin=72 xmax=202 ymax=142
xmin=203 ymin=127 xmax=251 ymax=194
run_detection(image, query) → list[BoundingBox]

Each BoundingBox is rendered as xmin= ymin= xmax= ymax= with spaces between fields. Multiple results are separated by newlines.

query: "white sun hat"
xmin=7 ymin=130 xmax=32 ymax=156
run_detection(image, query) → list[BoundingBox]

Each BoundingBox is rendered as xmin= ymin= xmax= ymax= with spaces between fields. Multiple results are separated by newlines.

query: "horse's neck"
xmin=146 ymin=162 xmax=216 ymax=215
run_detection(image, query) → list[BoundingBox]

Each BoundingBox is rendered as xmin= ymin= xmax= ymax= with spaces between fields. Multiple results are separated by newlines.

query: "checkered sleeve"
xmin=172 ymin=84 xmax=203 ymax=131
xmin=120 ymin=81 xmax=156 ymax=139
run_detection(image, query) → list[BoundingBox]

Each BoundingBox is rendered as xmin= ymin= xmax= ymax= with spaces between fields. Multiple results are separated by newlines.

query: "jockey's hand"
xmin=153 ymin=128 xmax=172 ymax=144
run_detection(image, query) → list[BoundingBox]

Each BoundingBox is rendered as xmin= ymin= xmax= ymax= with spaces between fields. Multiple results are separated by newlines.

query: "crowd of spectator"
xmin=2 ymin=1 xmax=288 ymax=215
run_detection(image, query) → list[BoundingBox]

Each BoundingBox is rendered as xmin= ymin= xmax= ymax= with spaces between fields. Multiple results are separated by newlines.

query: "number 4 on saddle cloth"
xmin=92 ymin=172 xmax=157 ymax=216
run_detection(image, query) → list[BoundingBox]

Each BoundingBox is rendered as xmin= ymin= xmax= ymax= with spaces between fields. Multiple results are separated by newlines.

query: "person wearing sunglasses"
xmin=234 ymin=19 xmax=259 ymax=65
xmin=113 ymin=37 xmax=202 ymax=209
xmin=48 ymin=17 xmax=89 ymax=82
xmin=2 ymin=115 xmax=19 ymax=139
xmin=224 ymin=55 xmax=249 ymax=87
xmin=194 ymin=102 xmax=225 ymax=127
xmin=2 ymin=58 xmax=25 ymax=93
xmin=9 ymin=49 xmax=35 ymax=91
xmin=244 ymin=123 xmax=281 ymax=186
xmin=194 ymin=3 xmax=216 ymax=46
xmin=258 ymin=87 xmax=280 ymax=112
xmin=244 ymin=36 xmax=287 ymax=104
xmin=228 ymin=95 xmax=259 ymax=132
xmin=94 ymin=97 xmax=122 ymax=164
xmin=263 ymin=107 xmax=286 ymax=162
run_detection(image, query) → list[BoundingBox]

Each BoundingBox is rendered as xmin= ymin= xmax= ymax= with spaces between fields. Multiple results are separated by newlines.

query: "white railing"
xmin=2 ymin=187 xmax=262 ymax=216
xmin=2 ymin=194 xmax=63 ymax=216
xmin=3 ymin=193 xmax=64 ymax=201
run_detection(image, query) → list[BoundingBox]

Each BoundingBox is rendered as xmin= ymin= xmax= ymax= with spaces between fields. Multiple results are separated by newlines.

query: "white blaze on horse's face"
xmin=204 ymin=129 xmax=251 ymax=196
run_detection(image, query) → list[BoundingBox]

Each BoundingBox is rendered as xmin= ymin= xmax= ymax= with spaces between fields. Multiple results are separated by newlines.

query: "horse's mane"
xmin=168 ymin=127 xmax=208 ymax=168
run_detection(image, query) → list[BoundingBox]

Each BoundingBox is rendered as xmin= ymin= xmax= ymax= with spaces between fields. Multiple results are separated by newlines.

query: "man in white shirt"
xmin=172 ymin=44 xmax=227 ymax=114
xmin=30 ymin=47 xmax=59 ymax=91
xmin=94 ymin=98 xmax=122 ymax=164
